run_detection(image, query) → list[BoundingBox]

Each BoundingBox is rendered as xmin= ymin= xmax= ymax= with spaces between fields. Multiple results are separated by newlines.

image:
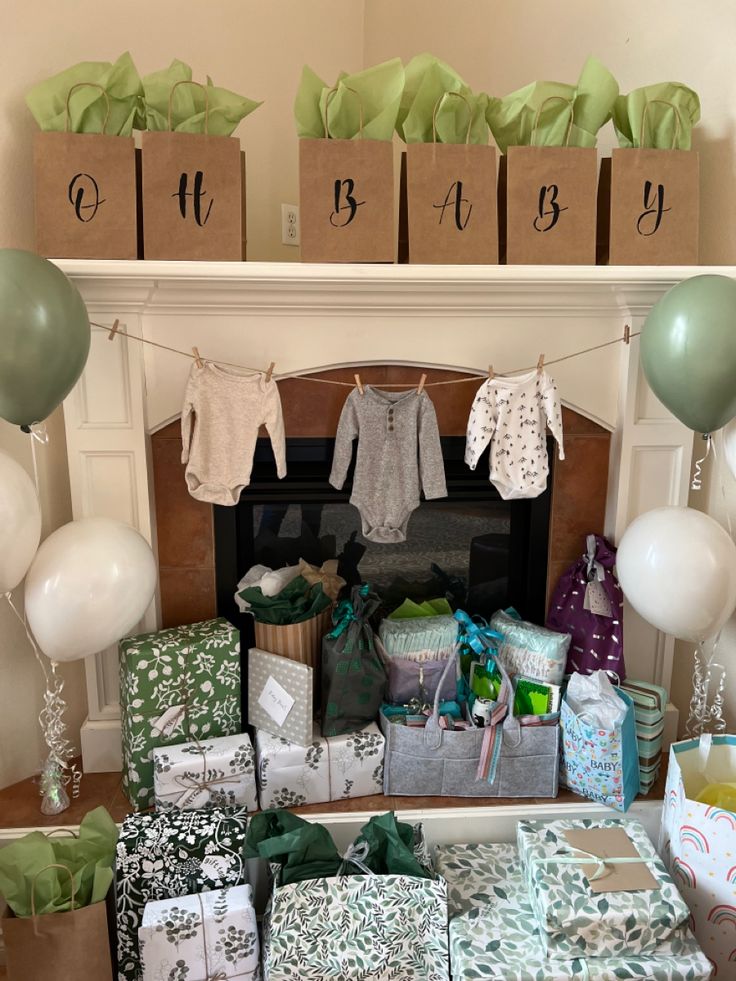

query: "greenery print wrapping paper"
xmin=435 ymin=842 xmax=711 ymax=980
xmin=120 ymin=617 xmax=241 ymax=810
xmin=115 ymin=808 xmax=249 ymax=981
xmin=139 ymin=883 xmax=259 ymax=981
xmin=517 ymin=818 xmax=691 ymax=961
xmin=153 ymin=733 xmax=257 ymax=812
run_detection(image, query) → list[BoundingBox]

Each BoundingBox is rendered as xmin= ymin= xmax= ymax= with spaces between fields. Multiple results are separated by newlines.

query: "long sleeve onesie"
xmin=465 ymin=369 xmax=564 ymax=500
xmin=181 ymin=362 xmax=286 ymax=506
xmin=330 ymin=386 xmax=447 ymax=543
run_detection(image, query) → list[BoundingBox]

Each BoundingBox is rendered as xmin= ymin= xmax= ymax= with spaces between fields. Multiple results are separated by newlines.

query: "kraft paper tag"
xmin=258 ymin=676 xmax=295 ymax=728
xmin=562 ymin=828 xmax=659 ymax=893
xmin=151 ymin=704 xmax=186 ymax=738
xmin=584 ymin=580 xmax=614 ymax=617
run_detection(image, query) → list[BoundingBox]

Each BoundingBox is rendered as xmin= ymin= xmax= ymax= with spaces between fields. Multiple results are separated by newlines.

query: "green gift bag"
xmin=120 ymin=617 xmax=241 ymax=810
xmin=321 ymin=585 xmax=386 ymax=737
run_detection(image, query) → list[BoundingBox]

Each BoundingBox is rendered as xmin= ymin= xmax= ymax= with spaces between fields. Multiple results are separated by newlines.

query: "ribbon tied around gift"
xmin=454 ymin=609 xmax=502 ymax=663
xmin=339 ymin=839 xmax=375 ymax=877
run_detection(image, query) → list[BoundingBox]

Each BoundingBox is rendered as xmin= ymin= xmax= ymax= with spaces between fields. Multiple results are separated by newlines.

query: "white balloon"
xmin=25 ymin=517 xmax=157 ymax=662
xmin=617 ymin=506 xmax=736 ymax=643
xmin=0 ymin=449 xmax=42 ymax=592
xmin=723 ymin=418 xmax=736 ymax=480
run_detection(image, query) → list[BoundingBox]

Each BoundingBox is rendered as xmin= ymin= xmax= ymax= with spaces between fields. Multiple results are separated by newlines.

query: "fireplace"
xmin=213 ymin=435 xmax=553 ymax=641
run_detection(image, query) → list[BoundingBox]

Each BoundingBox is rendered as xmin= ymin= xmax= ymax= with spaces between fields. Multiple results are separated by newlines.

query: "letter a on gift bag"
xmin=659 ymin=734 xmax=736 ymax=977
xmin=406 ymin=93 xmax=498 ymax=264
xmin=34 ymin=83 xmax=138 ymax=259
xmin=609 ymin=101 xmax=699 ymax=264
xmin=141 ymin=81 xmax=245 ymax=260
xmin=505 ymin=99 xmax=597 ymax=264
xmin=299 ymin=89 xmax=394 ymax=262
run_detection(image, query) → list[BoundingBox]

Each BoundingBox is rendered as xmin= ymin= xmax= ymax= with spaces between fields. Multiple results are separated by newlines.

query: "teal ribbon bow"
xmin=327 ymin=584 xmax=370 ymax=639
xmin=454 ymin=610 xmax=503 ymax=661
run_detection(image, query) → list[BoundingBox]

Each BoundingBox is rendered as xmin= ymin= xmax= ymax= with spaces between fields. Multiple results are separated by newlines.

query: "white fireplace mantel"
xmin=55 ymin=260 xmax=722 ymax=771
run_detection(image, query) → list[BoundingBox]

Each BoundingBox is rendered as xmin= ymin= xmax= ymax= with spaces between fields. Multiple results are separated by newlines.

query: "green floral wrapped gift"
xmin=120 ymin=617 xmax=241 ymax=810
xmin=435 ymin=841 xmax=711 ymax=980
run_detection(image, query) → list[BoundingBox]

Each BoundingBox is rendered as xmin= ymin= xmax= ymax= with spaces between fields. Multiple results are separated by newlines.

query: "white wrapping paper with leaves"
xmin=517 ymin=818 xmax=691 ymax=960
xmin=255 ymin=722 xmax=384 ymax=809
xmin=153 ymin=733 xmax=258 ymax=812
xmin=435 ymin=841 xmax=711 ymax=980
xmin=139 ymin=884 xmax=259 ymax=981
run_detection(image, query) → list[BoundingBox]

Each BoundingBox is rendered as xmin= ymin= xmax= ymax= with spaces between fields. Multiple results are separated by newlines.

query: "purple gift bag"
xmin=546 ymin=534 xmax=626 ymax=679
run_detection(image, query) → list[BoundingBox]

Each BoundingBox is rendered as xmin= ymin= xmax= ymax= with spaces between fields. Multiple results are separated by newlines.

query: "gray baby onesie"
xmin=329 ymin=386 xmax=447 ymax=543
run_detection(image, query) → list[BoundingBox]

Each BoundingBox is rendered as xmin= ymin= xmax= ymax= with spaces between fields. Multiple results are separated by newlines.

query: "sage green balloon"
xmin=0 ymin=249 xmax=90 ymax=428
xmin=641 ymin=274 xmax=736 ymax=434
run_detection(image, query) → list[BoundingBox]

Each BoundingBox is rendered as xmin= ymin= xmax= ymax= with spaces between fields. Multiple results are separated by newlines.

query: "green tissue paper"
xmin=26 ymin=51 xmax=143 ymax=136
xmin=0 ymin=806 xmax=118 ymax=917
xmin=294 ymin=58 xmax=405 ymax=140
xmin=237 ymin=575 xmax=331 ymax=625
xmin=142 ymin=59 xmax=261 ymax=135
xmin=487 ymin=55 xmax=619 ymax=152
xmin=612 ymin=82 xmax=700 ymax=150
xmin=397 ymin=52 xmax=490 ymax=145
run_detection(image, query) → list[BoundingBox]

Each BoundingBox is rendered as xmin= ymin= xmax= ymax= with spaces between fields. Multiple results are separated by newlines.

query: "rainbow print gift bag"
xmin=560 ymin=686 xmax=640 ymax=811
xmin=659 ymin=734 xmax=736 ymax=977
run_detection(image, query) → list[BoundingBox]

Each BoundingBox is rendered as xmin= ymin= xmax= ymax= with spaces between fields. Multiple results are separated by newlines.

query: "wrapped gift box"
xmin=116 ymin=808 xmax=249 ymax=981
xmin=120 ymin=617 xmax=242 ymax=810
xmin=517 ymin=818 xmax=690 ymax=960
xmin=139 ymin=884 xmax=259 ymax=981
xmin=153 ymin=733 xmax=258 ymax=812
xmin=435 ymin=841 xmax=711 ymax=980
xmin=263 ymin=874 xmax=449 ymax=980
xmin=255 ymin=722 xmax=384 ymax=809
xmin=621 ymin=679 xmax=668 ymax=792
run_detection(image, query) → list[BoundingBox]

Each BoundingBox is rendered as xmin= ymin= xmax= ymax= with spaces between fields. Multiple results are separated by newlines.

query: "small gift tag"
xmin=563 ymin=828 xmax=659 ymax=893
xmin=584 ymin=579 xmax=614 ymax=617
xmin=151 ymin=704 xmax=186 ymax=738
xmin=258 ymin=676 xmax=295 ymax=728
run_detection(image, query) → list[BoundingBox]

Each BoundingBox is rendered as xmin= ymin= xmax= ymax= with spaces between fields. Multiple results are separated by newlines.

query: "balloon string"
xmin=711 ymin=432 xmax=734 ymax=540
xmin=690 ymin=434 xmax=711 ymax=492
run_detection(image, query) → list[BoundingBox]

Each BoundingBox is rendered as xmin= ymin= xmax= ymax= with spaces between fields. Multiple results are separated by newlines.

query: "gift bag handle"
xmin=432 ymin=91 xmax=474 ymax=146
xmin=638 ymin=98 xmax=682 ymax=150
xmin=31 ymin=863 xmax=77 ymax=935
xmin=65 ymin=82 xmax=111 ymax=135
xmin=531 ymin=95 xmax=574 ymax=148
xmin=323 ymin=85 xmax=365 ymax=140
xmin=168 ymin=79 xmax=210 ymax=135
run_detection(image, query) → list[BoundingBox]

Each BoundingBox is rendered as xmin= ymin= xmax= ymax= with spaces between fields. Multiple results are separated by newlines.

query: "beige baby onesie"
xmin=181 ymin=362 xmax=286 ymax=505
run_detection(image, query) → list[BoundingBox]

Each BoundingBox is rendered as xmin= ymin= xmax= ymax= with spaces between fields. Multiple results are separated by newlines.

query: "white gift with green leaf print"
xmin=517 ymin=818 xmax=691 ymax=960
xmin=435 ymin=841 xmax=711 ymax=980
xmin=154 ymin=733 xmax=258 ymax=811
xmin=139 ymin=884 xmax=260 ymax=981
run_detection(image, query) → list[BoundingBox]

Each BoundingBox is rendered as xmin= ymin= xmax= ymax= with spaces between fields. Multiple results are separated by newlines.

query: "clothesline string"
xmin=91 ymin=321 xmax=638 ymax=388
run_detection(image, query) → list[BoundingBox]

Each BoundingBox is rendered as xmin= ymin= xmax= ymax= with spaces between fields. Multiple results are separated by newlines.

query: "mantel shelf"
xmin=53 ymin=259 xmax=735 ymax=316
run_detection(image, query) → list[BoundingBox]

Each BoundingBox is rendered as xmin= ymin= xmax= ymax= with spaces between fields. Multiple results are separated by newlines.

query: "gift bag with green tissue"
xmin=399 ymin=53 xmax=498 ymax=263
xmin=27 ymin=52 xmax=142 ymax=259
xmin=0 ymin=807 xmax=118 ymax=981
xmin=141 ymin=59 xmax=261 ymax=260
xmin=607 ymin=83 xmax=700 ymax=264
xmin=489 ymin=56 xmax=618 ymax=264
xmin=295 ymin=58 xmax=404 ymax=262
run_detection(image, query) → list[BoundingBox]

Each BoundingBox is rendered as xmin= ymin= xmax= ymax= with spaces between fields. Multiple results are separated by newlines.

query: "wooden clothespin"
xmin=107 ymin=319 xmax=120 ymax=342
xmin=623 ymin=324 xmax=631 ymax=345
xmin=354 ymin=373 xmax=364 ymax=395
xmin=192 ymin=347 xmax=204 ymax=368
xmin=536 ymin=353 xmax=545 ymax=374
xmin=417 ymin=373 xmax=427 ymax=395
xmin=488 ymin=364 xmax=494 ymax=381
xmin=265 ymin=362 xmax=275 ymax=383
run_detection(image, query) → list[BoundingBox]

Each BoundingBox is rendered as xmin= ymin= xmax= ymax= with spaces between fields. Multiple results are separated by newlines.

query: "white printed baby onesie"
xmin=465 ymin=369 xmax=564 ymax=500
xmin=181 ymin=362 xmax=286 ymax=505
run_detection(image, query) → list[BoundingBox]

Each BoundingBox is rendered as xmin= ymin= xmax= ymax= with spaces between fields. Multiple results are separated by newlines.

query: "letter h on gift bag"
xmin=608 ymin=100 xmax=699 ymax=264
xmin=503 ymin=97 xmax=598 ymax=264
xmin=33 ymin=83 xmax=138 ymax=259
xmin=141 ymin=81 xmax=246 ymax=260
xmin=404 ymin=92 xmax=498 ymax=264
xmin=299 ymin=86 xmax=394 ymax=262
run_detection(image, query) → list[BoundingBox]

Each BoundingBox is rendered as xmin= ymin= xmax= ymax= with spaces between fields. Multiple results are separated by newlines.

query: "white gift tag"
xmin=257 ymin=676 xmax=295 ymax=728
xmin=151 ymin=703 xmax=186 ymax=737
xmin=584 ymin=580 xmax=614 ymax=617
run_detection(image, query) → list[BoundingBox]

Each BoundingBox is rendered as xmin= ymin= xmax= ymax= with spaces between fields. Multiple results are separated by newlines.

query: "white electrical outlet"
xmin=281 ymin=203 xmax=300 ymax=246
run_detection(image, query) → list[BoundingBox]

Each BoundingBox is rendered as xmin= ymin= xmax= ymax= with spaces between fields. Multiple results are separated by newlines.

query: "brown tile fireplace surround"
xmin=152 ymin=365 xmax=610 ymax=627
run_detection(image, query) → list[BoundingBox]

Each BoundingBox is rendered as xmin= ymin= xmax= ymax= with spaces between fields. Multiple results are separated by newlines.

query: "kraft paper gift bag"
xmin=32 ymin=83 xmax=138 ymax=259
xmin=659 ymin=733 xmax=736 ymax=978
xmin=608 ymin=90 xmax=701 ymax=265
